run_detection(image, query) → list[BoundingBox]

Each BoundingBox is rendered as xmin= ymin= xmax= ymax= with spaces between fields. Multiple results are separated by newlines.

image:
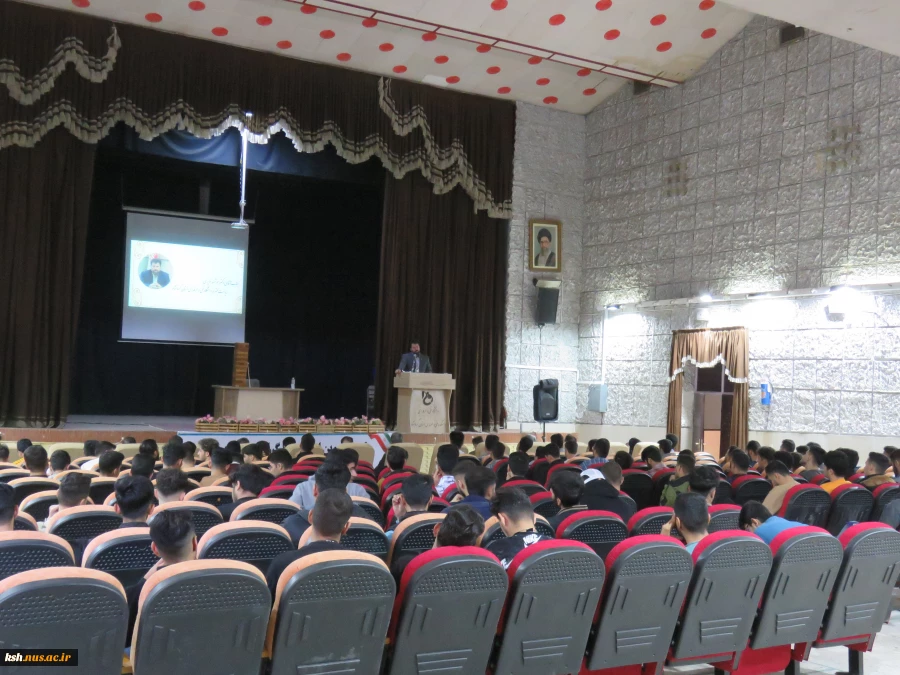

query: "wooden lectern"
xmin=393 ymin=373 xmax=456 ymax=434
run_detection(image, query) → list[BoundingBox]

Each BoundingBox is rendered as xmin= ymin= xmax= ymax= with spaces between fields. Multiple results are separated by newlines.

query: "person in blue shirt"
xmin=443 ymin=464 xmax=495 ymax=521
xmin=738 ymin=501 xmax=805 ymax=544
xmin=661 ymin=492 xmax=710 ymax=555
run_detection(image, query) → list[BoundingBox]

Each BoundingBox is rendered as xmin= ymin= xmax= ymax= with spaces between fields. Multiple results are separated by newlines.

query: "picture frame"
xmin=528 ymin=218 xmax=562 ymax=272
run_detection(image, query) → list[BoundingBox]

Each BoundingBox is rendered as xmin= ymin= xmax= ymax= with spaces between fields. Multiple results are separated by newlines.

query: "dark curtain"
xmin=375 ymin=172 xmax=507 ymax=429
xmin=0 ymin=129 xmax=96 ymax=426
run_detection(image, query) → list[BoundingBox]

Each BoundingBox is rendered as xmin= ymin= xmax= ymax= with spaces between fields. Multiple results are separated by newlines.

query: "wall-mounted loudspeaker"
xmin=535 ymin=280 xmax=560 ymax=326
xmin=533 ymin=378 xmax=559 ymax=422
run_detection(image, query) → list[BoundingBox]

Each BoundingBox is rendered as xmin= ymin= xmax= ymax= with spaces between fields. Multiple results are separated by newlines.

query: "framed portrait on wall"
xmin=528 ymin=219 xmax=562 ymax=272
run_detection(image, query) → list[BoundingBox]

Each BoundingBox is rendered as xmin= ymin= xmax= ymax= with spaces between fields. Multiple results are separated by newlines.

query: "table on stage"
xmin=212 ymin=386 xmax=303 ymax=420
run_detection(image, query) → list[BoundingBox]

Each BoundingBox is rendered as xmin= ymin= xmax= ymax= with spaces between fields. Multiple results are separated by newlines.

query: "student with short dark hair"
xmin=199 ymin=448 xmax=232 ymax=486
xmin=155 ymin=469 xmax=191 ymax=504
xmin=738 ymin=501 xmax=804 ymax=544
xmin=387 ymin=446 xmax=408 ymax=471
xmin=790 ymin=451 xmax=805 ymax=474
xmin=728 ymin=450 xmax=751 ymax=480
xmin=219 ymin=464 xmax=272 ymax=520
xmin=115 ymin=475 xmax=155 ymax=525
xmin=242 ymin=443 xmax=264 ymax=462
xmin=139 ymin=439 xmax=159 ymax=460
xmin=688 ymin=466 xmax=719 ymax=505
xmin=98 ymin=451 xmax=125 ymax=478
xmin=433 ymin=444 xmax=460 ymax=495
xmin=486 ymin=442 xmax=506 ymax=468
xmin=660 ymin=453 xmax=696 ymax=506
xmin=800 ymin=445 xmax=826 ymax=481
xmin=265 ymin=489 xmax=353 ymax=597
xmin=839 ymin=448 xmax=859 ymax=473
xmin=448 ymin=430 xmax=465 ymax=451
xmin=579 ymin=461 xmax=632 ymax=520
xmin=564 ymin=439 xmax=580 ymax=462
xmin=267 ymin=449 xmax=294 ymax=477
xmin=162 ymin=443 xmax=186 ymax=468
xmin=862 ymin=452 xmax=893 ymax=489
xmin=581 ymin=438 xmax=611 ymax=470
xmin=528 ymin=443 xmax=563 ymax=485
xmin=129 ymin=453 xmax=156 ymax=479
xmin=48 ymin=450 xmax=71 ymax=477
xmin=772 ymin=450 xmax=794 ymax=471
xmin=49 ymin=472 xmax=90 ymax=522
xmin=297 ymin=433 xmax=316 ymax=458
xmin=83 ymin=440 xmax=100 ymax=458
xmin=0 ymin=444 xmax=9 ymax=462
xmin=23 ymin=445 xmax=48 ymax=477
xmin=15 ymin=438 xmax=32 ymax=463
xmin=821 ymin=450 xmax=852 ymax=494
xmin=547 ymin=471 xmax=586 ymax=531
xmin=443 ymin=465 xmax=495 ymax=520
xmin=486 ymin=487 xmax=551 ymax=568
xmin=281 ymin=436 xmax=297 ymax=450
xmin=614 ymin=450 xmax=633 ymax=470
xmin=0 ymin=483 xmax=17 ymax=531
xmin=386 ymin=474 xmax=434 ymax=537
xmin=643 ymin=446 xmax=665 ymax=477
xmin=761 ymin=461 xmax=799 ymax=514
xmin=507 ymin=452 xmax=530 ymax=480
xmin=756 ymin=446 xmax=776 ymax=474
xmin=662 ymin=492 xmax=709 ymax=554
xmin=516 ymin=435 xmax=534 ymax=455
xmin=780 ymin=439 xmax=796 ymax=453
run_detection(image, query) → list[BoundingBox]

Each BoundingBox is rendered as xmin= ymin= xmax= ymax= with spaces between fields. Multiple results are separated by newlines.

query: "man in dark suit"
xmin=140 ymin=259 xmax=170 ymax=288
xmin=395 ymin=341 xmax=432 ymax=374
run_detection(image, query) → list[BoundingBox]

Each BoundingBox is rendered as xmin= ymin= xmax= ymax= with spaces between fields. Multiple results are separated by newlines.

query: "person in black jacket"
xmin=579 ymin=461 xmax=633 ymax=521
xmin=547 ymin=471 xmax=587 ymax=532
xmin=485 ymin=487 xmax=550 ymax=569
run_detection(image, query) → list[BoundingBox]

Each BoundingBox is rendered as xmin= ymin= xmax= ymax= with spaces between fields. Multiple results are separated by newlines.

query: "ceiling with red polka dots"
xmin=42 ymin=0 xmax=754 ymax=113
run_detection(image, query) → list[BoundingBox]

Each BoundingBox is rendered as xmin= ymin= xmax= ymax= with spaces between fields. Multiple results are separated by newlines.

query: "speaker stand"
xmin=542 ymin=422 xmax=547 ymax=442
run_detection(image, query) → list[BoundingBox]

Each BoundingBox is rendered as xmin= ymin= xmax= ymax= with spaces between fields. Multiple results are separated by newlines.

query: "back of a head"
xmin=50 ymin=450 xmax=71 ymax=472
xmin=448 ymin=430 xmax=464 ymax=449
xmin=545 ymin=444 xmax=561 ymax=459
xmin=507 ymin=452 xmax=529 ymax=478
xmin=139 ymin=439 xmax=158 ymax=457
xmin=564 ymin=439 xmax=579 ymax=457
xmin=24 ymin=445 xmax=48 ymax=472
xmin=387 ymin=446 xmax=408 ymax=470
xmin=224 ymin=440 xmax=242 ymax=459
xmin=16 ymin=439 xmax=32 ymax=455
xmin=155 ymin=468 xmax=191 ymax=498
xmin=594 ymin=438 xmax=610 ymax=458
xmin=471 ymin=436 xmax=483 ymax=449
xmin=312 ymin=488 xmax=353 ymax=538
xmin=614 ymin=450 xmax=633 ymax=470
xmin=182 ymin=441 xmax=196 ymax=462
xmin=628 ymin=438 xmax=640 ymax=450
xmin=115 ymin=475 xmax=155 ymax=520
xmin=150 ymin=510 xmax=196 ymax=559
xmin=517 ymin=435 xmax=534 ymax=454
xmin=730 ymin=449 xmax=751 ymax=472
xmin=281 ymin=436 xmax=296 ymax=449
xmin=550 ymin=471 xmax=584 ymax=507
xmin=438 ymin=504 xmax=484 ymax=547
xmin=738 ymin=501 xmax=772 ymax=529
xmin=600 ymin=460 xmax=623 ymax=486
xmin=241 ymin=443 xmax=263 ymax=461
xmin=401 ymin=473 xmax=434 ymax=509
xmin=83 ymin=440 xmax=100 ymax=457
xmin=642 ymin=445 xmax=662 ymax=464
xmin=198 ymin=438 xmax=219 ymax=454
xmin=210 ymin=447 xmax=232 ymax=471
xmin=0 ymin=484 xmax=15 ymax=524
xmin=58 ymin=472 xmax=91 ymax=507
xmin=550 ymin=433 xmax=564 ymax=449
xmin=765 ymin=460 xmax=790 ymax=478
xmin=389 ymin=432 xmax=404 ymax=444
xmin=268 ymin=449 xmax=293 ymax=470
xmin=315 ymin=458 xmax=351 ymax=491
xmin=688 ymin=466 xmax=719 ymax=498
xmin=121 ymin=436 xmax=137 ymax=444
xmin=436 ymin=444 xmax=460 ymax=474
xmin=490 ymin=443 xmax=506 ymax=460
xmin=676 ymin=453 xmax=696 ymax=473
xmin=790 ymin=452 xmax=804 ymax=471
xmin=130 ymin=453 xmax=156 ymax=478
xmin=339 ymin=447 xmax=360 ymax=467
xmin=490 ymin=487 xmax=534 ymax=523
xmin=0 ymin=444 xmax=8 ymax=461
xmin=232 ymin=463 xmax=272 ymax=496
xmin=666 ymin=433 xmax=679 ymax=449
xmin=839 ymin=448 xmax=859 ymax=471
xmin=534 ymin=446 xmax=548 ymax=460
xmin=824 ymin=450 xmax=851 ymax=478
xmin=255 ymin=441 xmax=271 ymax=458
xmin=658 ymin=439 xmax=673 ymax=455
xmin=98 ymin=450 xmax=125 ymax=476
xmin=97 ymin=441 xmax=116 ymax=455
xmin=465 ymin=465 xmax=497 ymax=497
xmin=781 ymin=439 xmax=796 ymax=453
xmin=773 ymin=450 xmax=794 ymax=468
xmin=757 ymin=446 xmax=776 ymax=464
xmin=485 ymin=434 xmax=500 ymax=451
xmin=746 ymin=440 xmax=761 ymax=454
xmin=867 ymin=452 xmax=891 ymax=474
xmin=674 ymin=492 xmax=709 ymax=534
xmin=808 ymin=445 xmax=827 ymax=467
xmin=300 ymin=433 xmax=316 ymax=453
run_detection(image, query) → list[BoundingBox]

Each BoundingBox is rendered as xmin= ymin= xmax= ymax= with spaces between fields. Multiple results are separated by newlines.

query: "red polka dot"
xmin=381 ymin=43 xmax=395 ymax=51
xmin=422 ymin=32 xmax=437 ymax=41
xmin=276 ymin=40 xmax=292 ymax=49
xmin=543 ymin=96 xmax=558 ymax=105
xmin=604 ymin=29 xmax=620 ymax=40
xmin=434 ymin=55 xmax=449 ymax=64
xmin=477 ymin=44 xmax=492 ymax=53
xmin=337 ymin=53 xmax=351 ymax=61
xmin=536 ymin=77 xmax=550 ymax=86
xmin=487 ymin=66 xmax=501 ymax=74
xmin=596 ymin=0 xmax=612 ymax=9
xmin=71 ymin=0 xmax=89 ymax=7
xmin=145 ymin=12 xmax=162 ymax=22
xmin=362 ymin=18 xmax=377 ymax=27
xmin=300 ymin=5 xmax=316 ymax=14
xmin=701 ymin=28 xmax=717 ymax=39
xmin=393 ymin=65 xmax=407 ymax=73
xmin=320 ymin=30 xmax=335 ymax=39
xmin=491 ymin=0 xmax=508 ymax=9
xmin=549 ymin=14 xmax=566 ymax=26
xmin=188 ymin=1 xmax=205 ymax=10
xmin=657 ymin=41 xmax=672 ymax=52
xmin=211 ymin=26 xmax=228 ymax=36
xmin=577 ymin=68 xmax=592 ymax=77
xmin=699 ymin=0 xmax=715 ymax=8
xmin=497 ymin=86 xmax=511 ymax=94
xmin=528 ymin=56 xmax=542 ymax=65
xmin=650 ymin=14 xmax=666 ymax=26
xmin=446 ymin=76 xmax=460 ymax=84
xmin=256 ymin=16 xmax=272 ymax=26
xmin=584 ymin=88 xmax=597 ymax=96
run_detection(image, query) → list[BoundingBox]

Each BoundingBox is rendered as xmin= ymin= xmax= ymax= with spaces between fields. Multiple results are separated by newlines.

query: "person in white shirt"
xmin=433 ymin=444 xmax=460 ymax=496
xmin=290 ymin=449 xmax=368 ymax=510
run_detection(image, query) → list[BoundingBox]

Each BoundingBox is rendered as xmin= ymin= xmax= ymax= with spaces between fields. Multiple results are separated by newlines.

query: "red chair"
xmin=544 ymin=462 xmax=581 ymax=488
xmin=529 ymin=491 xmax=560 ymax=520
xmin=271 ymin=473 xmax=308 ymax=487
xmin=502 ymin=479 xmax=545 ymax=496
xmin=556 ymin=510 xmax=627 ymax=558
xmin=230 ymin=497 xmax=302 ymax=524
xmin=491 ymin=457 xmax=508 ymax=475
xmin=778 ymin=484 xmax=831 ymax=527
xmin=382 ymin=471 xmax=415 ymax=493
xmin=826 ymin=484 xmax=875 ymax=535
xmin=731 ymin=475 xmax=772 ymax=505
xmin=708 ymin=504 xmax=742 ymax=532
xmin=870 ymin=483 xmax=900 ymax=521
xmin=440 ymin=483 xmax=459 ymax=500
xmin=849 ymin=472 xmax=865 ymax=483
xmin=627 ymin=506 xmax=673 ymax=536
xmin=380 ymin=482 xmax=402 ymax=512
xmin=259 ymin=485 xmax=295 ymax=500
xmin=621 ymin=469 xmax=655 ymax=510
xmin=809 ymin=473 xmax=828 ymax=485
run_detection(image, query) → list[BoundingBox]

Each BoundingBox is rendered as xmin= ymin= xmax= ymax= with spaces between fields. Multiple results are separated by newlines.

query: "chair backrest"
xmin=545 ymin=462 xmax=582 ymax=487
xmin=230 ymin=497 xmax=301 ymax=524
xmin=382 ymin=471 xmax=416 ymax=493
xmin=818 ymin=523 xmax=900 ymax=642
xmin=825 ymin=484 xmax=875 ymax=535
xmin=871 ymin=483 xmax=900 ymax=521
xmin=18 ymin=489 xmax=58 ymax=522
xmin=336 ymin=442 xmax=377 ymax=465
xmin=380 ymin=483 xmax=403 ymax=511
xmin=82 ymin=528 xmax=159 ymax=586
xmin=271 ymin=473 xmax=308 ymax=487
xmin=712 ymin=479 xmax=733 ymax=505
xmin=618 ymin=492 xmax=638 ymax=519
xmin=586 ymin=536 xmax=693 ymax=672
xmin=149 ymin=501 xmax=224 ymax=537
xmin=529 ymin=491 xmax=560 ymax=519
xmin=387 ymin=512 xmax=445 ymax=565
xmin=390 ymin=443 xmax=425 ymax=472
xmin=0 ymin=468 xmax=28 ymax=483
xmin=259 ymin=485 xmax=296 ymax=500
xmin=197 ymin=521 xmax=293 ymax=572
xmin=621 ymin=470 xmax=655 ymax=510
xmin=86 ymin=476 xmax=118 ymax=505
xmin=183 ymin=468 xmax=211 ymax=482
xmin=352 ymin=496 xmax=385 ymax=526
xmin=0 ymin=567 xmax=128 ymax=675
xmin=0 ymin=531 xmax=74 ymax=580
xmin=267 ymin=551 xmax=394 ymax=675
xmin=502 ymin=479 xmax=545 ymax=496
xmin=185 ymin=486 xmax=233 ymax=507
xmin=708 ymin=504 xmax=742 ymax=532
xmin=387 ymin=547 xmax=507 ymax=675
xmin=48 ymin=442 xmax=90 ymax=457
xmin=627 ymin=507 xmax=674 ymax=536
xmin=556 ymin=510 xmax=628 ymax=558
xmin=494 ymin=541 xmax=605 ymax=675
xmin=779 ymin=484 xmax=832 ymax=527
xmin=14 ymin=512 xmax=37 ymax=530
xmin=809 ymin=473 xmax=828 ymax=485
xmin=132 ymin=560 xmax=270 ymax=675
xmin=69 ymin=456 xmax=95 ymax=467
xmin=732 ymin=476 xmax=773 ymax=505
xmin=339 ymin=517 xmax=391 ymax=561
xmin=46 ymin=505 xmax=123 ymax=542
xmin=750 ymin=526 xmax=843 ymax=649
xmin=114 ymin=442 xmax=141 ymax=458
xmin=8 ymin=476 xmax=57 ymax=504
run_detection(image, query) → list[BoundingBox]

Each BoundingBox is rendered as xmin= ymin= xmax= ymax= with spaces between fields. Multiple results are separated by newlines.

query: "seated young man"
xmin=485 ymin=441 xmax=506 ymax=469
xmin=0 ymin=483 xmax=17 ymax=531
xmin=295 ymin=433 xmax=316 ymax=459
xmin=200 ymin=447 xmax=232 ymax=487
xmin=125 ymin=511 xmax=197 ymax=649
xmin=613 ymin=450 xmax=633 ymax=470
xmin=660 ymin=453 xmax=696 ymax=506
xmin=44 ymin=472 xmax=91 ymax=525
xmin=528 ymin=444 xmax=563 ymax=485
xmin=581 ymin=438 xmax=610 ymax=470
xmin=580 ymin=461 xmax=633 ymax=520
xmin=97 ymin=450 xmax=125 ymax=478
xmin=139 ymin=439 xmax=160 ymax=462
xmin=564 ymin=439 xmax=581 ymax=463
xmin=48 ymin=450 xmax=71 ymax=478
xmin=265 ymin=489 xmax=353 ymax=599
xmin=23 ymin=445 xmax=49 ymax=477
xmin=800 ymin=444 xmax=827 ymax=482
xmin=840 ymin=448 xmax=859 ymax=475
xmin=162 ymin=442 xmax=186 ymax=470
xmin=642 ymin=445 xmax=665 ymax=477
xmin=377 ymin=446 xmax=410 ymax=489
xmin=219 ymin=464 xmax=272 ymax=520
xmin=14 ymin=438 xmax=32 ymax=465
xmin=486 ymin=487 xmax=551 ymax=568
xmin=445 ymin=461 xmax=472 ymax=503
xmin=129 ymin=453 xmax=156 ymax=480
xmin=687 ymin=466 xmax=720 ymax=505
xmin=547 ymin=471 xmax=587 ymax=531
xmin=386 ymin=474 xmax=434 ymax=538
xmin=861 ymin=452 xmax=893 ymax=490
xmin=443 ymin=465 xmax=496 ymax=521
xmin=390 ymin=504 xmax=484 ymax=584
xmin=661 ymin=492 xmax=709 ymax=554
xmin=755 ymin=446 xmax=776 ymax=475
xmin=242 ymin=443 xmax=264 ymax=463
xmin=114 ymin=475 xmax=155 ymax=527
xmin=739 ymin=501 xmax=804 ymax=544
xmin=821 ymin=450 xmax=852 ymax=493
xmin=515 ymin=435 xmax=534 ymax=456
xmin=154 ymin=469 xmax=191 ymax=504
xmin=432 ymin=444 xmax=460 ymax=495
xmin=506 ymin=452 xmax=530 ymax=482
xmin=267 ymin=449 xmax=294 ymax=478
xmin=0 ymin=442 xmax=10 ymax=463
xmin=449 ymin=430 xmax=465 ymax=453
xmin=194 ymin=438 xmax=219 ymax=467
xmin=727 ymin=449 xmax=751 ymax=481
xmin=760 ymin=460 xmax=799 ymax=514
xmin=291 ymin=448 xmax=368 ymax=509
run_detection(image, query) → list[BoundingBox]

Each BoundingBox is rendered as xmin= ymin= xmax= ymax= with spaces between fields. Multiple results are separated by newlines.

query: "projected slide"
xmin=128 ymin=240 xmax=244 ymax=315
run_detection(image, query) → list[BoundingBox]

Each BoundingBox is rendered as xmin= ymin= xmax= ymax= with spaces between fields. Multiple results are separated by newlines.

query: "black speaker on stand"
xmin=533 ymin=378 xmax=559 ymax=441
